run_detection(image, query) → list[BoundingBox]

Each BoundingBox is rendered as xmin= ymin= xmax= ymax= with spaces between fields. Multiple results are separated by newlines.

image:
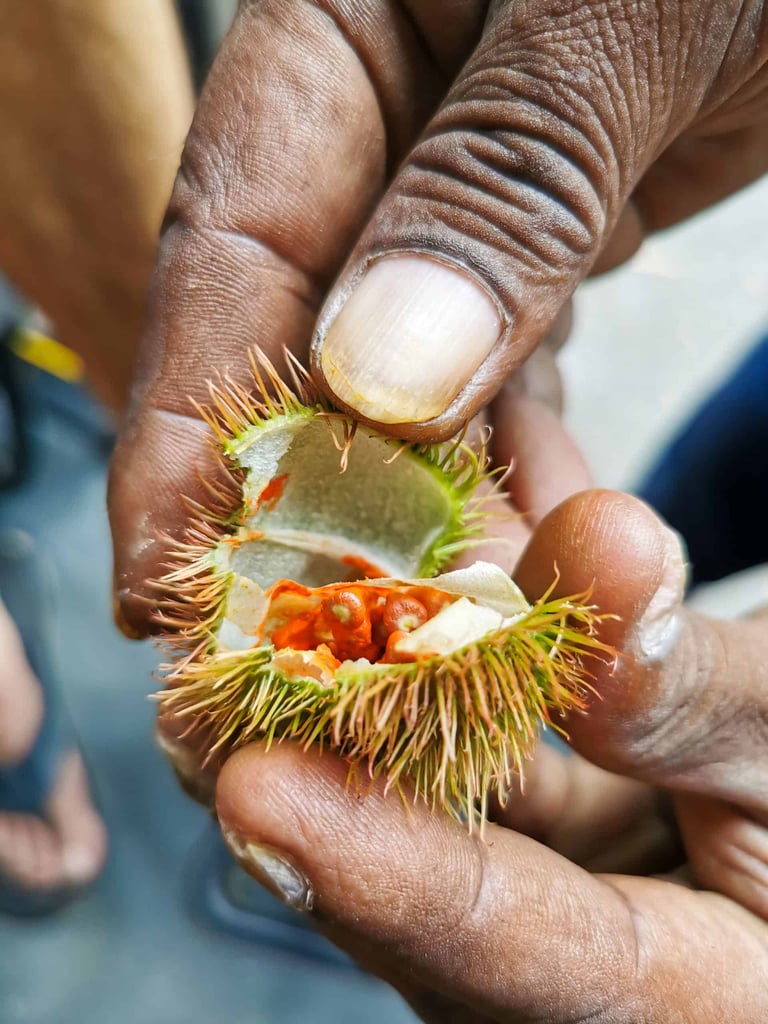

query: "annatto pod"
xmin=155 ymin=352 xmax=613 ymax=825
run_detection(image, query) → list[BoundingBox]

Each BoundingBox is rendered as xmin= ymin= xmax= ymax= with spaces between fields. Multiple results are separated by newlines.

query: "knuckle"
xmin=390 ymin=47 xmax=628 ymax=293
xmin=168 ymin=142 xmax=234 ymax=230
xmin=395 ymin=119 xmax=606 ymax=285
xmin=616 ymin=616 xmax=768 ymax=801
xmin=614 ymin=625 xmax=721 ymax=778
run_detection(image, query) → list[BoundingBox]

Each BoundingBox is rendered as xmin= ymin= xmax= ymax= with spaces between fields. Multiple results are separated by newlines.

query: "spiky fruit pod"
xmin=155 ymin=352 xmax=613 ymax=825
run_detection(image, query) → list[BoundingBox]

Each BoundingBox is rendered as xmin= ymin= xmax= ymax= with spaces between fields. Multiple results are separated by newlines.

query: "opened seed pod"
xmin=156 ymin=353 xmax=612 ymax=824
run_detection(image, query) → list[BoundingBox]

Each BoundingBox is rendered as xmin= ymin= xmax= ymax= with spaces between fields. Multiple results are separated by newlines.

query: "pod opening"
xmin=262 ymin=579 xmax=456 ymax=669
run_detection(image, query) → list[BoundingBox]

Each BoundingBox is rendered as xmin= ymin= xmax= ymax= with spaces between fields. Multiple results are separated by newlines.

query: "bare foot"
xmin=0 ymin=599 xmax=107 ymax=892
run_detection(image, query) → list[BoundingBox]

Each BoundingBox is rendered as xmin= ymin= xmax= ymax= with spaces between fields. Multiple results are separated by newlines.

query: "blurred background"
xmin=0 ymin=2 xmax=766 ymax=1021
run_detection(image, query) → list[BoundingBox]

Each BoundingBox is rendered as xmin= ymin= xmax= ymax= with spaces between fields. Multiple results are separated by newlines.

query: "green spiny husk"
xmin=154 ymin=350 xmax=614 ymax=827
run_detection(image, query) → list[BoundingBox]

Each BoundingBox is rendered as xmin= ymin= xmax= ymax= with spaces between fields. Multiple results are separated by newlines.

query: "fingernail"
xmin=112 ymin=588 xmax=142 ymax=640
xmin=221 ymin=826 xmax=314 ymax=912
xmin=318 ymin=255 xmax=502 ymax=424
xmin=155 ymin=729 xmax=216 ymax=809
xmin=636 ymin=527 xmax=689 ymax=662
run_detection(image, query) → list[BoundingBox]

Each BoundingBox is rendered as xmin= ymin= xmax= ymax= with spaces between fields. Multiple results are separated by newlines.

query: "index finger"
xmin=216 ymin=742 xmax=768 ymax=1022
xmin=515 ymin=490 xmax=768 ymax=813
xmin=216 ymin=743 xmax=638 ymax=1021
xmin=109 ymin=0 xmax=446 ymax=633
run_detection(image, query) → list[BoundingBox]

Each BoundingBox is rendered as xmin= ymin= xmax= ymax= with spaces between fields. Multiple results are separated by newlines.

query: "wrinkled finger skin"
xmin=309 ymin=0 xmax=768 ymax=436
xmin=110 ymin=0 xmax=768 ymax=635
xmin=218 ymin=744 xmax=768 ymax=1023
xmin=515 ymin=492 xmax=768 ymax=923
xmin=215 ymin=491 xmax=768 ymax=1022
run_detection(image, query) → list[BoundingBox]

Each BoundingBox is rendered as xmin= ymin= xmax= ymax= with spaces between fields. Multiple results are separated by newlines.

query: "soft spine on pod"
xmin=153 ymin=350 xmax=615 ymax=827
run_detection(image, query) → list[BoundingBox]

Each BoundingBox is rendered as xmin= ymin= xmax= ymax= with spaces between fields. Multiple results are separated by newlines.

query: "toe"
xmin=45 ymin=752 xmax=107 ymax=886
xmin=0 ymin=813 xmax=62 ymax=889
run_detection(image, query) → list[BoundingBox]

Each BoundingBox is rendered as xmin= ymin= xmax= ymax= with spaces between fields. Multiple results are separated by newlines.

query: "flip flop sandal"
xmin=0 ymin=527 xmax=88 ymax=916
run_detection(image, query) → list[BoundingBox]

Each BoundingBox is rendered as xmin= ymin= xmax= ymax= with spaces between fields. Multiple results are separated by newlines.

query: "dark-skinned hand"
xmin=214 ymin=490 xmax=768 ymax=1023
xmin=155 ymin=481 xmax=768 ymax=1022
xmin=109 ymin=0 xmax=768 ymax=633
xmin=107 ymin=5 xmax=768 ymax=1018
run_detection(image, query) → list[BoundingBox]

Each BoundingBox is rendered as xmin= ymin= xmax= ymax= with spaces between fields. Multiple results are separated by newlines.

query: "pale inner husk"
xmin=215 ymin=415 xmax=463 ymax=590
xmin=209 ymin=408 xmax=523 ymax=685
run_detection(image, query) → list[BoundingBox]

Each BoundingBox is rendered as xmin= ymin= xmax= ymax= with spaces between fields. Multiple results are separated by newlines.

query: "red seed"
xmin=409 ymin=587 xmax=452 ymax=618
xmin=382 ymin=593 xmax=428 ymax=634
xmin=322 ymin=589 xmax=367 ymax=629
xmin=327 ymin=626 xmax=377 ymax=663
xmin=383 ymin=630 xmax=419 ymax=664
xmin=271 ymin=615 xmax=316 ymax=651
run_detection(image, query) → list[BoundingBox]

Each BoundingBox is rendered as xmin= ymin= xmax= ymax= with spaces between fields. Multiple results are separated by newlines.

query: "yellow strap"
xmin=8 ymin=328 xmax=84 ymax=383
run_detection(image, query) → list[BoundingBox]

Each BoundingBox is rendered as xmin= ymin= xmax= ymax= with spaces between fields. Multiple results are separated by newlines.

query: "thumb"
xmin=310 ymin=1 xmax=712 ymax=440
xmin=215 ymin=743 xmax=763 ymax=1022
xmin=215 ymin=742 xmax=640 ymax=1019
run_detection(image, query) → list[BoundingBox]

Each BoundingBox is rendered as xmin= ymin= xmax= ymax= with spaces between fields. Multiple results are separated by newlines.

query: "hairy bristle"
xmin=156 ymin=591 xmax=614 ymax=827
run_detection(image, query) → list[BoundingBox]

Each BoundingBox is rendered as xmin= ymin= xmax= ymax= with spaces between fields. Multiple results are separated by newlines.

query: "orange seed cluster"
xmin=267 ymin=580 xmax=453 ymax=665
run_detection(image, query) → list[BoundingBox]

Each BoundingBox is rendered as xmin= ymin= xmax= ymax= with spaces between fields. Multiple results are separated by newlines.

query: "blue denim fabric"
xmin=638 ymin=332 xmax=768 ymax=586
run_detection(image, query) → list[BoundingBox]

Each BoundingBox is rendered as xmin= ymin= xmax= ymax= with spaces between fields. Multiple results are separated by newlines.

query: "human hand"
xmin=108 ymin=0 xmax=768 ymax=633
xmin=213 ymin=490 xmax=768 ymax=1022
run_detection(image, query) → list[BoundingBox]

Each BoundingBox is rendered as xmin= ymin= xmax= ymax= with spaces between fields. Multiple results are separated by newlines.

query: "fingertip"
xmin=515 ymin=489 xmax=692 ymax=765
xmin=516 ymin=489 xmax=677 ymax=640
xmin=215 ymin=743 xmax=349 ymax=847
xmin=215 ymin=744 xmax=279 ymax=838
